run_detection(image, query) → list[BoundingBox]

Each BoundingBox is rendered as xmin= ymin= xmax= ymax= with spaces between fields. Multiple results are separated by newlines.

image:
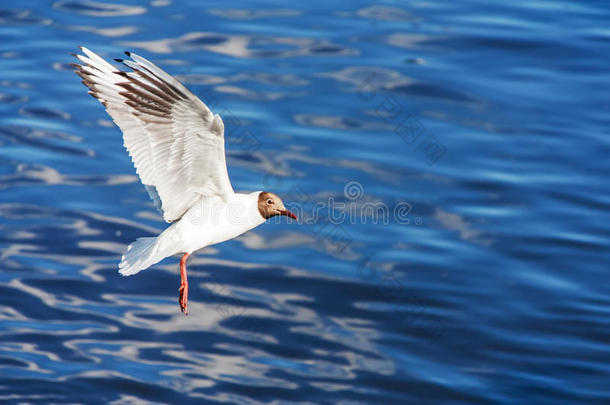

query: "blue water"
xmin=1 ymin=0 xmax=610 ymax=403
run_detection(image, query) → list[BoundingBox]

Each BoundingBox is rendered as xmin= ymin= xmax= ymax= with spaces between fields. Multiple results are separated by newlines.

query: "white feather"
xmin=73 ymin=47 xmax=234 ymax=222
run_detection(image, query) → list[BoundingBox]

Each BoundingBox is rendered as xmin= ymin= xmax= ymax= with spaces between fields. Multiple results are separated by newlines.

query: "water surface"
xmin=1 ymin=1 xmax=610 ymax=404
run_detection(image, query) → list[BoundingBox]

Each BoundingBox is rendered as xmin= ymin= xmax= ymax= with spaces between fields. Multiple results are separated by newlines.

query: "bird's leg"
xmin=178 ymin=252 xmax=189 ymax=315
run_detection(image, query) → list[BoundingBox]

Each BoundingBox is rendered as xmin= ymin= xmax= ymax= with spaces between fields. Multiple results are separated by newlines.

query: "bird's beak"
xmin=279 ymin=210 xmax=297 ymax=220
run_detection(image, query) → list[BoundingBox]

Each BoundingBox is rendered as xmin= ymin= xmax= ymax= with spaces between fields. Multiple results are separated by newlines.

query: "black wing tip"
xmin=124 ymin=51 xmax=131 ymax=57
xmin=114 ymin=58 xmax=124 ymax=63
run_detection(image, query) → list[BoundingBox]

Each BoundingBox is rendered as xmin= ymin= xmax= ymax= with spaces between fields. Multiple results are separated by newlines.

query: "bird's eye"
xmin=266 ymin=198 xmax=274 ymax=205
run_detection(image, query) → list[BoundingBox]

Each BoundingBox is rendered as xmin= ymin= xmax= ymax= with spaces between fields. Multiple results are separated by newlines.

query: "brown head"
xmin=258 ymin=191 xmax=297 ymax=220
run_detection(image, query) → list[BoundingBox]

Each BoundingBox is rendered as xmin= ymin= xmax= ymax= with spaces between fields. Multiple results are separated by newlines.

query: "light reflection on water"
xmin=1 ymin=0 xmax=610 ymax=403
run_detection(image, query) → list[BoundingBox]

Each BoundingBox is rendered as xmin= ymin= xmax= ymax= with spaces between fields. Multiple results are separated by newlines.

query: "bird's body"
xmin=172 ymin=192 xmax=266 ymax=254
xmin=119 ymin=192 xmax=265 ymax=276
xmin=72 ymin=47 xmax=296 ymax=314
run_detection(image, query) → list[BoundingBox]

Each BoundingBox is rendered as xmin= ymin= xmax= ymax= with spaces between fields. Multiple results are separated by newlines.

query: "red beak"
xmin=280 ymin=210 xmax=297 ymax=220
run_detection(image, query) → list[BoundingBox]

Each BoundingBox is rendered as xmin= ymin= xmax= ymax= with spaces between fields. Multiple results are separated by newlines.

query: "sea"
xmin=1 ymin=1 xmax=609 ymax=404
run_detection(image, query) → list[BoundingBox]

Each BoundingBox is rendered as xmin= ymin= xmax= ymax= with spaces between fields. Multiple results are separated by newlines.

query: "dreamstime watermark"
xmin=279 ymin=180 xmax=422 ymax=257
xmin=281 ymin=181 xmax=418 ymax=226
xmin=184 ymin=181 xmax=421 ymax=228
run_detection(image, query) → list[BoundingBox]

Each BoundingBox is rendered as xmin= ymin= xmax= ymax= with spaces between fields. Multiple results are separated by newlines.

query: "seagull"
xmin=71 ymin=47 xmax=297 ymax=314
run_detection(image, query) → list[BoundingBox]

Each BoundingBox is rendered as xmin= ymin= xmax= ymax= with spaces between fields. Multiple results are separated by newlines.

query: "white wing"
xmin=72 ymin=47 xmax=234 ymax=222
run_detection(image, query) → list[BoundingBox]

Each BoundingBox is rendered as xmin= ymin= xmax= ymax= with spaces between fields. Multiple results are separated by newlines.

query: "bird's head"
xmin=257 ymin=191 xmax=297 ymax=220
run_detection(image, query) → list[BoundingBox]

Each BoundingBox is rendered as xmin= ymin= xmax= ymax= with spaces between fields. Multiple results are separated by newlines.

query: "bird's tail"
xmin=119 ymin=236 xmax=168 ymax=276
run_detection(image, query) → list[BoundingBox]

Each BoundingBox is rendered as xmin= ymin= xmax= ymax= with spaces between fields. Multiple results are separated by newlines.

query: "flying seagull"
xmin=72 ymin=47 xmax=297 ymax=314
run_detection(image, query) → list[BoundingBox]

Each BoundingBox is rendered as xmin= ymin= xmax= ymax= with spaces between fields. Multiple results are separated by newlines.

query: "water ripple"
xmin=53 ymin=0 xmax=146 ymax=17
xmin=2 ymin=0 xmax=610 ymax=403
xmin=121 ymin=32 xmax=357 ymax=58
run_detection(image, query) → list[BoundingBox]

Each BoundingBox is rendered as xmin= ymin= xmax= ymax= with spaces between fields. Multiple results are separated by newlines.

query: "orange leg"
xmin=178 ymin=253 xmax=189 ymax=315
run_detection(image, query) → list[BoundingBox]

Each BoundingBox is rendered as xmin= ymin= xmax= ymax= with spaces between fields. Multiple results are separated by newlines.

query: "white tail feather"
xmin=119 ymin=237 xmax=165 ymax=276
